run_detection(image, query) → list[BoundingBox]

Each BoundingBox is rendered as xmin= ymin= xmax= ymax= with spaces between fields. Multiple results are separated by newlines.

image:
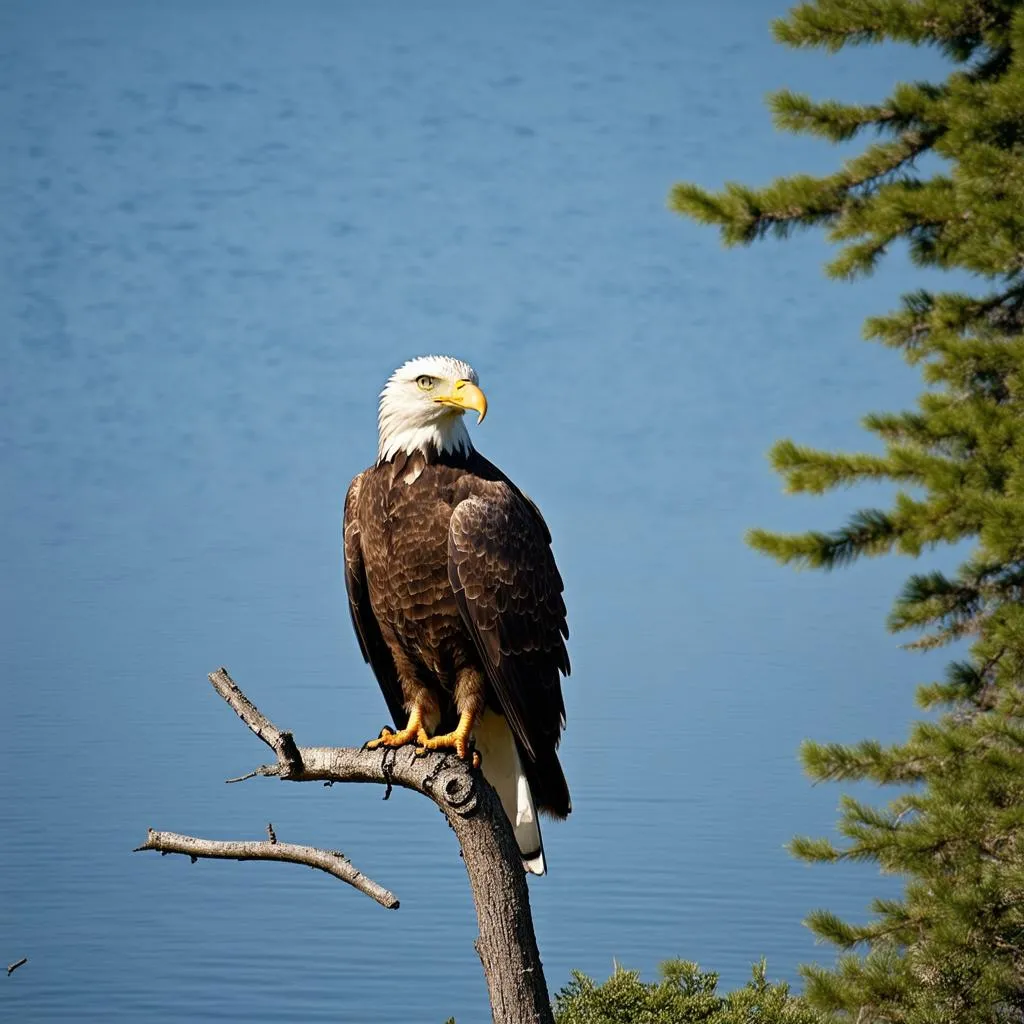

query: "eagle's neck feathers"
xmin=376 ymin=410 xmax=474 ymax=465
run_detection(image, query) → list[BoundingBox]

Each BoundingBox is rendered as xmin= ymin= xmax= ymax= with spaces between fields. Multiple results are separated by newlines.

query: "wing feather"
xmin=448 ymin=487 xmax=571 ymax=816
xmin=343 ymin=472 xmax=405 ymax=726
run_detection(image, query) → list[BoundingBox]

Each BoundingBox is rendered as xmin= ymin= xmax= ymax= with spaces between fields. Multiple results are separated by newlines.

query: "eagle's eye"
xmin=416 ymin=375 xmax=436 ymax=391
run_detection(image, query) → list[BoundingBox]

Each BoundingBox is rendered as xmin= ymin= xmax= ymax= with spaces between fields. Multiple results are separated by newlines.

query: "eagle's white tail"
xmin=473 ymin=709 xmax=545 ymax=875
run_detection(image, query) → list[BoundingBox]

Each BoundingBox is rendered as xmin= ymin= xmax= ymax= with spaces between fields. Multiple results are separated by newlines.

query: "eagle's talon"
xmin=364 ymin=707 xmax=428 ymax=752
xmin=361 ymin=726 xmax=392 ymax=751
xmin=364 ymin=725 xmax=420 ymax=750
xmin=418 ymin=731 xmax=475 ymax=762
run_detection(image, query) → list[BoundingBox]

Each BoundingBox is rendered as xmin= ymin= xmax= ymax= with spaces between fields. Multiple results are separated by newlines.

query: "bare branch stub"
xmin=7 ymin=958 xmax=27 ymax=977
xmin=207 ymin=668 xmax=303 ymax=777
xmin=136 ymin=829 xmax=399 ymax=910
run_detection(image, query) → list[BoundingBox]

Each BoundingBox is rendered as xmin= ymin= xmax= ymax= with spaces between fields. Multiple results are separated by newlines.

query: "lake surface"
xmin=2 ymin=2 xmax=953 ymax=1020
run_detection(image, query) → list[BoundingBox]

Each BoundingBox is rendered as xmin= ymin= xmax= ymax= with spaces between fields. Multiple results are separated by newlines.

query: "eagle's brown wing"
xmin=343 ymin=471 xmax=405 ymax=726
xmin=448 ymin=487 xmax=571 ymax=817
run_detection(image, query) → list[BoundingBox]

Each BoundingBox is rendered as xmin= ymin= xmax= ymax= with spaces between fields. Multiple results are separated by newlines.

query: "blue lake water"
xmin=2 ymin=2 xmax=954 ymax=1020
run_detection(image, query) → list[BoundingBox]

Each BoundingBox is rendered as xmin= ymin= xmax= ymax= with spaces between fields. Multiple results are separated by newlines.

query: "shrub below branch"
xmin=552 ymin=959 xmax=827 ymax=1024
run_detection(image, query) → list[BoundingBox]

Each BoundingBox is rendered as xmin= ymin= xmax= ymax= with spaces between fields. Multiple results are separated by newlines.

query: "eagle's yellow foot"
xmin=414 ymin=707 xmax=481 ymax=766
xmin=417 ymin=730 xmax=469 ymax=758
xmin=415 ymin=735 xmax=482 ymax=769
xmin=364 ymin=724 xmax=428 ymax=750
xmin=364 ymin=706 xmax=428 ymax=750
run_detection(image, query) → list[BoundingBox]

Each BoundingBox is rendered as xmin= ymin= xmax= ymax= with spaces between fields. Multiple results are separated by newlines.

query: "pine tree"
xmin=672 ymin=2 xmax=1024 ymax=1021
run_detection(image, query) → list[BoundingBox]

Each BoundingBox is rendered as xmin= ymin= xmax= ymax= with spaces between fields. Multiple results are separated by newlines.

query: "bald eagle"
xmin=343 ymin=355 xmax=570 ymax=874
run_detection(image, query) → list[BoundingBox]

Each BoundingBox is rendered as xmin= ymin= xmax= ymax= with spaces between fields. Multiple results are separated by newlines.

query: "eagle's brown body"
xmin=343 ymin=444 xmax=571 ymax=826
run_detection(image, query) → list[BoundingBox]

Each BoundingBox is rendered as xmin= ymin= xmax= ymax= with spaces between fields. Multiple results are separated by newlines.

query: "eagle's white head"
xmin=377 ymin=355 xmax=487 ymax=464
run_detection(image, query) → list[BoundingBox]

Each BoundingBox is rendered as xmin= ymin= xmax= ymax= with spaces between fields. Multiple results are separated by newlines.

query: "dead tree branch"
xmin=135 ymin=829 xmax=399 ymax=909
xmin=138 ymin=667 xmax=554 ymax=1024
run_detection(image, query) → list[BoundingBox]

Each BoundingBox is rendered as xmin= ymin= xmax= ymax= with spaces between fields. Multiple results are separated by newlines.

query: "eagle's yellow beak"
xmin=435 ymin=379 xmax=488 ymax=424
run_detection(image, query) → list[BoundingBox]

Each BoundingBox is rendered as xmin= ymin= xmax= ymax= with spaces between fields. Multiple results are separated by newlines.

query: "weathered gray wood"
xmin=140 ymin=667 xmax=554 ymax=1024
xmin=135 ymin=829 xmax=399 ymax=909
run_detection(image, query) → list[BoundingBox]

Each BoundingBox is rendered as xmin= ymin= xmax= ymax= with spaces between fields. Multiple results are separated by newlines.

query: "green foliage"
xmin=553 ymin=960 xmax=827 ymax=1024
xmin=673 ymin=0 xmax=1024 ymax=1020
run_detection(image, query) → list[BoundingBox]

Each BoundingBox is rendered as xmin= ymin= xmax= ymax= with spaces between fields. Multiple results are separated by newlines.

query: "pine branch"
xmin=669 ymin=129 xmax=936 ymax=250
xmin=790 ymin=835 xmax=842 ymax=863
xmin=771 ymin=81 xmax=945 ymax=141
xmin=800 ymin=738 xmax=928 ymax=785
xmin=747 ymin=508 xmax=898 ymax=569
xmin=771 ymin=92 xmax=907 ymax=141
xmin=773 ymin=0 xmax=1007 ymax=60
xmin=769 ymin=439 xmax=952 ymax=494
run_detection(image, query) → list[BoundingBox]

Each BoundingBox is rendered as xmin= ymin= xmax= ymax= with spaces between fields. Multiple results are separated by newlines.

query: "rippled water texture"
xmin=2 ymin=2 xmax=951 ymax=1020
